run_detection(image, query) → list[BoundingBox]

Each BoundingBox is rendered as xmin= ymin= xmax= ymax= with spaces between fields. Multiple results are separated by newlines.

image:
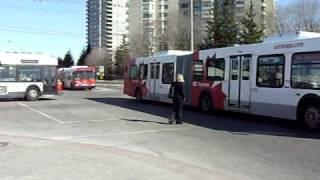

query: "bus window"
xmin=162 ymin=63 xmax=174 ymax=84
xmin=129 ymin=65 xmax=138 ymax=80
xmin=257 ymin=55 xmax=285 ymax=88
xmin=207 ymin=59 xmax=225 ymax=81
xmin=139 ymin=64 xmax=148 ymax=80
xmin=292 ymin=52 xmax=320 ymax=89
xmin=18 ymin=66 xmax=42 ymax=82
xmin=42 ymin=66 xmax=57 ymax=84
xmin=0 ymin=66 xmax=17 ymax=82
xmin=193 ymin=60 xmax=203 ymax=81
xmin=242 ymin=57 xmax=250 ymax=80
xmin=151 ymin=63 xmax=160 ymax=79
xmin=231 ymin=59 xmax=239 ymax=80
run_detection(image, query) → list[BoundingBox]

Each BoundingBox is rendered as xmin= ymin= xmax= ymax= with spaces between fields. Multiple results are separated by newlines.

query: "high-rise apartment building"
xmin=87 ymin=0 xmax=128 ymax=59
xmin=128 ymin=0 xmax=180 ymax=57
xmin=179 ymin=0 xmax=276 ymax=47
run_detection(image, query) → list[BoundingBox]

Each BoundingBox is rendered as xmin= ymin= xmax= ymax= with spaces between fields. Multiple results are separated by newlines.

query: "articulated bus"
xmin=58 ymin=66 xmax=96 ymax=90
xmin=0 ymin=52 xmax=63 ymax=101
xmin=124 ymin=32 xmax=320 ymax=129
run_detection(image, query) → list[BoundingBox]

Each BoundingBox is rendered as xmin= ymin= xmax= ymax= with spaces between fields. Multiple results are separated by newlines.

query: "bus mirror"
xmin=0 ymin=61 xmax=1 ymax=66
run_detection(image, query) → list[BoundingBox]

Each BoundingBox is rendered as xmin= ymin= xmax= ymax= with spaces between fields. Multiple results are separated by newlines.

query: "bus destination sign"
xmin=21 ymin=59 xmax=39 ymax=64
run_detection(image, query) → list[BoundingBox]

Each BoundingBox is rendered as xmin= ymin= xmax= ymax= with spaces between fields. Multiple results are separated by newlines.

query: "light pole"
xmin=190 ymin=0 xmax=194 ymax=52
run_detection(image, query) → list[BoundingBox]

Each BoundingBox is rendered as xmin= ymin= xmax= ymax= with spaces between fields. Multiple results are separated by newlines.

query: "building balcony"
xmin=261 ymin=2 xmax=267 ymax=7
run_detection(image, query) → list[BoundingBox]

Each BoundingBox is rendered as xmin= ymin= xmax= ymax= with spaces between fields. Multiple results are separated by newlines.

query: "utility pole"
xmin=190 ymin=0 xmax=194 ymax=52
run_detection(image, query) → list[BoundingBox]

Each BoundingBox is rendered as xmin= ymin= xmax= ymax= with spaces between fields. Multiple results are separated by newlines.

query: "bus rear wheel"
xmin=302 ymin=106 xmax=320 ymax=129
xmin=25 ymin=87 xmax=40 ymax=101
xmin=200 ymin=94 xmax=212 ymax=113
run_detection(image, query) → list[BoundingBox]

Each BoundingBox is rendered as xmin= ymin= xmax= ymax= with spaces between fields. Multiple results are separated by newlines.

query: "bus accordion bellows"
xmin=0 ymin=52 xmax=63 ymax=101
xmin=124 ymin=32 xmax=320 ymax=129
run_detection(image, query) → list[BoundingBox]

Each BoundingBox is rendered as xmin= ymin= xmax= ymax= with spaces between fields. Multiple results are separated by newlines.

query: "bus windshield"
xmin=73 ymin=71 xmax=95 ymax=80
xmin=292 ymin=53 xmax=320 ymax=90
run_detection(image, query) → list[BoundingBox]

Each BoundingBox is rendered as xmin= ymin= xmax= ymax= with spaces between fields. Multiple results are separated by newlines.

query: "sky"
xmin=0 ymin=0 xmax=293 ymax=61
xmin=278 ymin=0 xmax=292 ymax=6
xmin=0 ymin=0 xmax=86 ymax=60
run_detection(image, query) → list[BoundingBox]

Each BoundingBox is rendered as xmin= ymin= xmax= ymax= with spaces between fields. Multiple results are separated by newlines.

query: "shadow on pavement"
xmin=87 ymin=97 xmax=320 ymax=139
xmin=120 ymin=118 xmax=169 ymax=125
xmin=0 ymin=98 xmax=56 ymax=102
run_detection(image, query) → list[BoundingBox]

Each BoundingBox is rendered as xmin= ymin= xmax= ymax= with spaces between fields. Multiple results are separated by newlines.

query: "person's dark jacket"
xmin=169 ymin=82 xmax=184 ymax=99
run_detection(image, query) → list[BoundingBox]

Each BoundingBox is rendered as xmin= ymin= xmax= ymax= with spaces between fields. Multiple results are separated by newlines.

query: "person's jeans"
xmin=173 ymin=97 xmax=184 ymax=123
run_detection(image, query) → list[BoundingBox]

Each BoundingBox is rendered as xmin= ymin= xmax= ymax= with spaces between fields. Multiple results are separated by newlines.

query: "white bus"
xmin=0 ymin=52 xmax=63 ymax=101
xmin=124 ymin=32 xmax=320 ymax=129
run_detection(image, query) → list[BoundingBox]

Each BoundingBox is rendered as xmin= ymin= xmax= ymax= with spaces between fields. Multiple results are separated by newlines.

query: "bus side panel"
xmin=177 ymin=55 xmax=193 ymax=106
xmin=210 ymin=83 xmax=227 ymax=110
xmin=123 ymin=60 xmax=139 ymax=97
xmin=250 ymin=54 xmax=297 ymax=120
xmin=0 ymin=83 xmax=25 ymax=98
xmin=0 ymin=82 xmax=43 ymax=98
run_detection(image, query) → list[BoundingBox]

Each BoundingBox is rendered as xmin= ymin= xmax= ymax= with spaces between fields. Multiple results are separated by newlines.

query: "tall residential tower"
xmin=87 ymin=0 xmax=128 ymax=59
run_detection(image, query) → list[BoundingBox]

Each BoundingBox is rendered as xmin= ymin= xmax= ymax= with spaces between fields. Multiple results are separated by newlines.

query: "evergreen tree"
xmin=77 ymin=44 xmax=91 ymax=66
xmin=63 ymin=50 xmax=74 ymax=68
xmin=219 ymin=0 xmax=239 ymax=46
xmin=240 ymin=0 xmax=264 ymax=44
xmin=57 ymin=57 xmax=63 ymax=68
xmin=114 ymin=35 xmax=129 ymax=76
xmin=202 ymin=0 xmax=239 ymax=49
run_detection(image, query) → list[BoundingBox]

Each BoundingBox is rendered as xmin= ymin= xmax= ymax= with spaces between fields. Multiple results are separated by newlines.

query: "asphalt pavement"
xmin=0 ymin=84 xmax=320 ymax=180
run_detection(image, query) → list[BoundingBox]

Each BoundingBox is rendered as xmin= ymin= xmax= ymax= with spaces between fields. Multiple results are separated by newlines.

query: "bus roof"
xmin=58 ymin=66 xmax=95 ymax=72
xmin=153 ymin=50 xmax=192 ymax=57
xmin=0 ymin=52 xmax=57 ymax=66
xmin=197 ymin=32 xmax=320 ymax=60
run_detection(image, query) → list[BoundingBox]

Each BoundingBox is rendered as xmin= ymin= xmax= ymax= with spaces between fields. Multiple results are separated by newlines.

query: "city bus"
xmin=124 ymin=32 xmax=320 ymax=129
xmin=58 ymin=66 xmax=96 ymax=90
xmin=0 ymin=52 xmax=63 ymax=101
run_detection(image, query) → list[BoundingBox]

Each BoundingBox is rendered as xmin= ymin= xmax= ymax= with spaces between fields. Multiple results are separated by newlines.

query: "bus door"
xmin=159 ymin=62 xmax=175 ymax=103
xmin=42 ymin=67 xmax=57 ymax=95
xmin=149 ymin=63 xmax=160 ymax=100
xmin=228 ymin=55 xmax=252 ymax=109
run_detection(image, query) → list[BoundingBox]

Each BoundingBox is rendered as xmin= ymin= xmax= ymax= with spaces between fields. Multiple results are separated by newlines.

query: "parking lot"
xmin=1 ymin=84 xmax=320 ymax=180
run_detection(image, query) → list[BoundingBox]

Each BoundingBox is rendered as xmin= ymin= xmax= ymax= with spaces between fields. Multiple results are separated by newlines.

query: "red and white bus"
xmin=58 ymin=66 xmax=96 ymax=90
xmin=0 ymin=52 xmax=63 ymax=101
xmin=124 ymin=32 xmax=320 ymax=129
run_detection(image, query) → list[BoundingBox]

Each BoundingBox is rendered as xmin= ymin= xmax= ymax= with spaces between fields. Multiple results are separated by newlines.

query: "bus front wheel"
xmin=200 ymin=94 xmax=212 ymax=113
xmin=302 ymin=106 xmax=320 ymax=129
xmin=25 ymin=87 xmax=40 ymax=101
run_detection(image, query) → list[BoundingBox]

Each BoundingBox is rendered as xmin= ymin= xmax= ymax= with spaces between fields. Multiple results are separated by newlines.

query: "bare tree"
xmin=85 ymin=48 xmax=112 ymax=73
xmin=277 ymin=0 xmax=320 ymax=33
xmin=167 ymin=7 xmax=193 ymax=51
xmin=129 ymin=29 xmax=153 ymax=58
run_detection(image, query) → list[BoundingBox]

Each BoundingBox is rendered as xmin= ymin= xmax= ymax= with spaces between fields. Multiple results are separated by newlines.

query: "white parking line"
xmin=63 ymin=119 xmax=119 ymax=124
xmin=18 ymin=102 xmax=64 ymax=124
xmin=56 ymin=127 xmax=193 ymax=140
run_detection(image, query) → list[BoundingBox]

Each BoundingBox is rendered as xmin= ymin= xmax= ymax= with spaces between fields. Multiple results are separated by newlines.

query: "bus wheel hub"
xmin=305 ymin=107 xmax=320 ymax=128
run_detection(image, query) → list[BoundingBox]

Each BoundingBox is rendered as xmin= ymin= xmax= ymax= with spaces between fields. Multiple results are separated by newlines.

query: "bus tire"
xmin=200 ymin=93 xmax=212 ymax=113
xmin=25 ymin=86 xmax=40 ymax=101
xmin=135 ymin=89 xmax=143 ymax=102
xmin=301 ymin=105 xmax=320 ymax=129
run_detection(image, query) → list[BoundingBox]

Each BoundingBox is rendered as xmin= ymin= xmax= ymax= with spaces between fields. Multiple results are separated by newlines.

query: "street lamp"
xmin=190 ymin=0 xmax=194 ymax=52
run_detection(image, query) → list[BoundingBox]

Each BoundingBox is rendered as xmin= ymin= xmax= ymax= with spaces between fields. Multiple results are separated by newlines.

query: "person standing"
xmin=168 ymin=74 xmax=185 ymax=124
